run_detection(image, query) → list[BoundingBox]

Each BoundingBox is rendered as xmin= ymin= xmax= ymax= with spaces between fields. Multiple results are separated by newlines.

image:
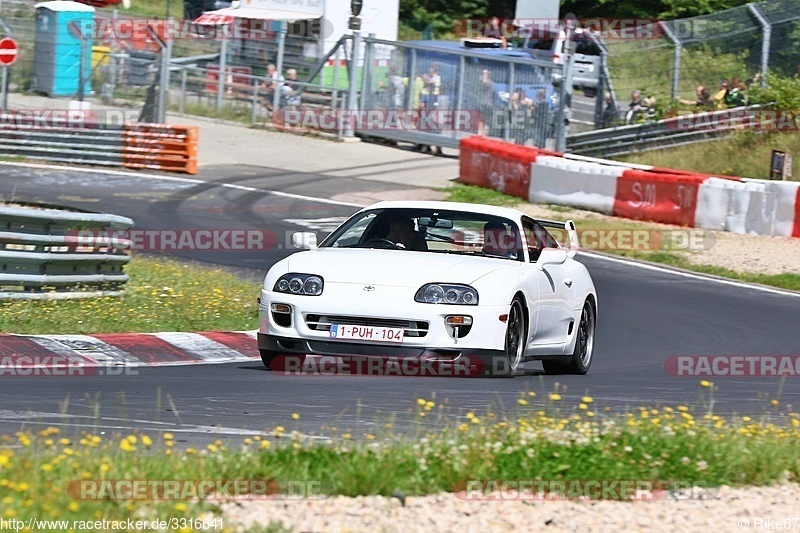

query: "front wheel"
xmin=489 ymin=297 xmax=527 ymax=377
xmin=260 ymin=350 xmax=305 ymax=371
xmin=542 ymin=299 xmax=595 ymax=375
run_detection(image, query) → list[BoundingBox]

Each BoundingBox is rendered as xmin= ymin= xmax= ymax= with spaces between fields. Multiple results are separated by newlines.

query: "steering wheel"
xmin=364 ymin=238 xmax=401 ymax=248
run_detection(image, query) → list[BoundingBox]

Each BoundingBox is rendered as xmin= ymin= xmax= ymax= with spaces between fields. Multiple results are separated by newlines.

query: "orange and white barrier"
xmin=459 ymin=136 xmax=800 ymax=239
xmin=123 ymin=124 xmax=198 ymax=175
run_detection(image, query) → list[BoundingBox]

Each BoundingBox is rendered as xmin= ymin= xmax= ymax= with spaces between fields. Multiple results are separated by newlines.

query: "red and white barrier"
xmin=459 ymin=136 xmax=800 ymax=240
xmin=529 ymin=155 xmax=622 ymax=215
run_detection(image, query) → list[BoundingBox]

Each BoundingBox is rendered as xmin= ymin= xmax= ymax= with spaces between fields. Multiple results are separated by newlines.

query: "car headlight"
xmin=274 ymin=273 xmax=324 ymax=296
xmin=414 ymin=284 xmax=478 ymax=305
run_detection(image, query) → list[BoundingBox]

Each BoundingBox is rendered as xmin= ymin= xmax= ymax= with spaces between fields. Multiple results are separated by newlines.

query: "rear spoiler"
xmin=537 ymin=219 xmax=580 ymax=258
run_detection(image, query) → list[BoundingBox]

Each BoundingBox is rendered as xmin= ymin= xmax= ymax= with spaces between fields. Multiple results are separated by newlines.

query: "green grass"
xmin=442 ymin=184 xmax=800 ymax=291
xmin=617 ymin=130 xmax=800 ymax=180
xmin=0 ymin=255 xmax=259 ymax=335
xmin=2 ymin=392 xmax=799 ymax=526
xmin=124 ymin=0 xmax=184 ymax=18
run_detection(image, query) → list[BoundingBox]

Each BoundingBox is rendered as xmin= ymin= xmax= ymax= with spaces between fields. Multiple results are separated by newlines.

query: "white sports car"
xmin=258 ymin=201 xmax=597 ymax=377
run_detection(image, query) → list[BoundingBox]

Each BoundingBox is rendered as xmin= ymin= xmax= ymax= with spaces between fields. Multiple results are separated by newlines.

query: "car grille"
xmin=305 ymin=314 xmax=429 ymax=338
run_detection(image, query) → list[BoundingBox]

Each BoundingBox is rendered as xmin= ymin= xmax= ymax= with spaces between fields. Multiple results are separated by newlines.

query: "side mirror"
xmin=291 ymin=232 xmax=317 ymax=250
xmin=535 ymin=248 xmax=568 ymax=270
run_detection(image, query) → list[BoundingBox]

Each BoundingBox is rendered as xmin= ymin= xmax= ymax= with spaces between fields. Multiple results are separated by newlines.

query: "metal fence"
xmin=606 ymin=0 xmax=800 ymax=111
xmin=0 ymin=205 xmax=132 ymax=299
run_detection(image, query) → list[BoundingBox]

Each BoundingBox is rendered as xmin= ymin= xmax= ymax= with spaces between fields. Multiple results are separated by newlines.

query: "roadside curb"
xmin=0 ymin=331 xmax=259 ymax=372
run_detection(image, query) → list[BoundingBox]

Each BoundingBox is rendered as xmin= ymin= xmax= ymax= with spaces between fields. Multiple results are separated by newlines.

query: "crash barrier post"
xmin=123 ymin=124 xmax=198 ymax=175
xmin=0 ymin=113 xmax=198 ymax=174
xmin=0 ymin=206 xmax=133 ymax=299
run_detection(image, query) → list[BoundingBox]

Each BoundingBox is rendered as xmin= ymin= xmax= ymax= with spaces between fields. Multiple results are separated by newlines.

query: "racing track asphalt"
xmin=0 ymin=162 xmax=798 ymax=444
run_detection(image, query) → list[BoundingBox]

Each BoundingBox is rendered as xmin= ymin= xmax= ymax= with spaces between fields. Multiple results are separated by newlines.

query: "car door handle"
xmin=564 ymin=278 xmax=573 ymax=288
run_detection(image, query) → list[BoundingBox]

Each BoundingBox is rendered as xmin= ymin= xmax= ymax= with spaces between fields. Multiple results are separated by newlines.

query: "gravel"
xmin=222 ymin=483 xmax=800 ymax=532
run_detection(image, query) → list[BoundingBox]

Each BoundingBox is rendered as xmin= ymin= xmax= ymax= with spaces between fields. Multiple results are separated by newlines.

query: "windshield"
xmin=319 ymin=208 xmax=525 ymax=262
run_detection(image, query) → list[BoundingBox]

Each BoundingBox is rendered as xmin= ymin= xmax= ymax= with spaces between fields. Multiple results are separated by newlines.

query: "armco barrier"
xmin=0 ymin=115 xmax=198 ymax=174
xmin=740 ymin=179 xmax=800 ymax=238
xmin=0 ymin=206 xmax=133 ymax=299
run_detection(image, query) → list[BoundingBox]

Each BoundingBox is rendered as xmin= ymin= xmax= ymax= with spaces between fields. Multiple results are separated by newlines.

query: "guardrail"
xmin=0 ymin=206 xmax=134 ymax=299
xmin=566 ymin=105 xmax=766 ymax=158
xmin=0 ymin=114 xmax=199 ymax=174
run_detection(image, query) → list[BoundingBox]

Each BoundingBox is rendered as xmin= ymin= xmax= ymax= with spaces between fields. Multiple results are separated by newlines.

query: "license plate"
xmin=329 ymin=324 xmax=405 ymax=343
xmin=576 ymin=63 xmax=595 ymax=72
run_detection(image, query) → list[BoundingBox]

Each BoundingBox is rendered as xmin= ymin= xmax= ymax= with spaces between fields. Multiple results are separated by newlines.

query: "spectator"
xmin=601 ymin=91 xmax=618 ymax=128
xmin=261 ymin=63 xmax=284 ymax=111
xmin=625 ymin=90 xmax=646 ymax=124
xmin=485 ymin=16 xmax=509 ymax=49
xmin=478 ymin=69 xmax=495 ymax=136
xmin=282 ymin=68 xmax=301 ymax=107
xmin=714 ymin=79 xmax=729 ymax=110
xmin=725 ymin=77 xmax=746 ymax=107
xmin=532 ymin=87 xmax=550 ymax=148
xmin=387 ymin=67 xmax=405 ymax=109
xmin=678 ymin=85 xmax=713 ymax=109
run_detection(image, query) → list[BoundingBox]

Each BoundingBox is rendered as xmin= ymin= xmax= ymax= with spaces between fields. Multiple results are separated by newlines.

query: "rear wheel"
xmin=542 ymin=299 xmax=595 ymax=375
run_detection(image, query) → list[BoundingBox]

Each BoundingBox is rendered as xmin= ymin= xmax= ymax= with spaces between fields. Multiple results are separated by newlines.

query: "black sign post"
xmin=771 ymin=150 xmax=792 ymax=181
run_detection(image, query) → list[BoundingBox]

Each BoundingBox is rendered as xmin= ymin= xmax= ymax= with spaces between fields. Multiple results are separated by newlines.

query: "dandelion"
xmin=578 ymin=403 xmax=587 ymax=410
xmin=417 ymin=398 xmax=426 ymax=406
xmin=582 ymin=396 xmax=593 ymax=403
xmin=677 ymin=406 xmax=689 ymax=412
xmin=68 ymin=502 xmax=79 ymax=512
xmin=549 ymin=393 xmax=562 ymax=401
xmin=771 ymin=400 xmax=779 ymax=406
xmin=174 ymin=503 xmax=187 ymax=512
xmin=528 ymin=391 xmax=536 ymax=397
xmin=518 ymin=399 xmax=528 ymax=406
xmin=471 ymin=417 xmax=480 ymax=424
xmin=458 ymin=423 xmax=468 ymax=432
xmin=385 ymin=423 xmax=393 ymax=430
xmin=141 ymin=436 xmax=153 ymax=447
xmin=119 ymin=440 xmax=136 ymax=452
xmin=260 ymin=441 xmax=271 ymax=450
xmin=466 ymin=412 xmax=475 ymax=419
xmin=291 ymin=413 xmax=300 ymax=421
xmin=700 ymin=380 xmax=711 ymax=388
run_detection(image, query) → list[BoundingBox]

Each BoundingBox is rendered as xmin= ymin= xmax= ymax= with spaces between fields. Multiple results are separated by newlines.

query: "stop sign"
xmin=0 ymin=38 xmax=19 ymax=67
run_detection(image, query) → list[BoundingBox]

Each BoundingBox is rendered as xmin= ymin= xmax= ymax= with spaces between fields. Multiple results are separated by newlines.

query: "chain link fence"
xmin=605 ymin=0 xmax=800 ymax=121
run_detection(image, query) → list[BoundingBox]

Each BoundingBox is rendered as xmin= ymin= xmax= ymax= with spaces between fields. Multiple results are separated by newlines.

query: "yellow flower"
xmin=207 ymin=444 xmax=219 ymax=453
xmin=458 ymin=423 xmax=468 ymax=432
xmin=582 ymin=396 xmax=593 ymax=403
xmin=416 ymin=398 xmax=426 ymax=406
xmin=119 ymin=440 xmax=136 ymax=452
xmin=126 ymin=435 xmax=137 ymax=444
xmin=141 ymin=436 xmax=153 ymax=447
xmin=342 ymin=433 xmax=351 ymax=440
xmin=163 ymin=433 xmax=174 ymax=440
xmin=517 ymin=399 xmax=528 ymax=406
xmin=291 ymin=413 xmax=300 ymax=420
xmin=792 ymin=419 xmax=800 ymax=428
xmin=549 ymin=393 xmax=562 ymax=401
xmin=528 ymin=391 xmax=536 ymax=397
xmin=68 ymin=502 xmax=79 ymax=512
xmin=578 ymin=403 xmax=587 ymax=410
xmin=677 ymin=406 xmax=689 ymax=412
xmin=466 ymin=412 xmax=475 ymax=419
xmin=700 ymin=380 xmax=711 ymax=387
xmin=426 ymin=401 xmax=435 ymax=409
xmin=174 ymin=503 xmax=187 ymax=512
xmin=59 ymin=438 xmax=71 ymax=446
xmin=385 ymin=423 xmax=392 ymax=430
xmin=100 ymin=464 xmax=110 ymax=473
xmin=743 ymin=416 xmax=752 ymax=422
xmin=771 ymin=400 xmax=779 ymax=406
xmin=0 ymin=456 xmax=9 ymax=468
xmin=471 ymin=417 xmax=480 ymax=424
xmin=41 ymin=464 xmax=53 ymax=472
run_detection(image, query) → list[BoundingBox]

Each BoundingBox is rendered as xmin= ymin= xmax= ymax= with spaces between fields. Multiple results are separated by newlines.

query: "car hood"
xmin=285 ymin=248 xmax=517 ymax=287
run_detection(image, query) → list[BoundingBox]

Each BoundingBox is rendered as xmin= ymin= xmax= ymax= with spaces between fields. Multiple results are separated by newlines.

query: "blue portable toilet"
xmin=33 ymin=1 xmax=95 ymax=97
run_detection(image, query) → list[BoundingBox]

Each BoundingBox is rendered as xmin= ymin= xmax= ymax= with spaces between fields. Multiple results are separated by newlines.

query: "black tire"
xmin=260 ymin=350 xmax=306 ymax=371
xmin=489 ymin=297 xmax=527 ymax=377
xmin=542 ymin=299 xmax=596 ymax=375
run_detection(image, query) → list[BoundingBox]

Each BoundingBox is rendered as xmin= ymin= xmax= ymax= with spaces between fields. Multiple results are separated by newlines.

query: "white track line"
xmin=0 ymin=160 xmax=364 ymax=208
xmin=580 ymin=251 xmax=800 ymax=299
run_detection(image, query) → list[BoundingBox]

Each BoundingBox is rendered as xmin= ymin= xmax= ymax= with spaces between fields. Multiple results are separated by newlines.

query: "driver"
xmin=381 ymin=215 xmax=428 ymax=251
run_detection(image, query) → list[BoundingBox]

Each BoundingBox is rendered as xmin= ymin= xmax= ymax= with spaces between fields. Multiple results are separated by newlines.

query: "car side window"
xmin=332 ymin=213 xmax=376 ymax=247
xmin=522 ymin=219 xmax=559 ymax=262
